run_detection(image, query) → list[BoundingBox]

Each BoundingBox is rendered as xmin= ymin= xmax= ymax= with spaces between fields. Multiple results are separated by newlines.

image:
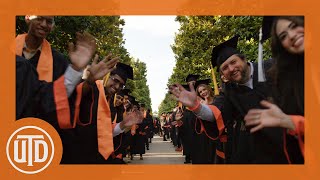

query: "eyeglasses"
xmin=110 ymin=76 xmax=126 ymax=89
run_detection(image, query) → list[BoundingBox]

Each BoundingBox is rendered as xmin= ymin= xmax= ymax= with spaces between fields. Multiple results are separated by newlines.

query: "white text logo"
xmin=7 ymin=126 xmax=54 ymax=174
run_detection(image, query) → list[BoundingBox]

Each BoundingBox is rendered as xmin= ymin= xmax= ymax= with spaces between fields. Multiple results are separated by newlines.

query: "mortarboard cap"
xmin=211 ymin=35 xmax=240 ymax=72
xmin=111 ymin=62 xmax=134 ymax=83
xmin=118 ymin=88 xmax=131 ymax=97
xmin=194 ymin=79 xmax=211 ymax=91
xmin=185 ymin=74 xmax=200 ymax=83
xmin=132 ymin=99 xmax=140 ymax=107
xmin=181 ymin=84 xmax=190 ymax=91
xmin=127 ymin=95 xmax=135 ymax=104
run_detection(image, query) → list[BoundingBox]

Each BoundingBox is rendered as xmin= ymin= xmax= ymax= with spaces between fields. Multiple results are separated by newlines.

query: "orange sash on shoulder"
xmin=96 ymin=80 xmax=114 ymax=160
xmin=15 ymin=34 xmax=53 ymax=82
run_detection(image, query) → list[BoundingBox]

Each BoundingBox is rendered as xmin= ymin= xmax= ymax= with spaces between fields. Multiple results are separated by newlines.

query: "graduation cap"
xmin=181 ymin=84 xmax=190 ymax=91
xmin=111 ymin=62 xmax=134 ymax=82
xmin=185 ymin=74 xmax=200 ymax=83
xmin=132 ymin=99 xmax=140 ymax=108
xmin=211 ymin=35 xmax=240 ymax=72
xmin=118 ymin=88 xmax=131 ymax=97
xmin=126 ymin=95 xmax=135 ymax=104
xmin=194 ymin=79 xmax=211 ymax=91
xmin=103 ymin=62 xmax=133 ymax=87
xmin=210 ymin=35 xmax=240 ymax=95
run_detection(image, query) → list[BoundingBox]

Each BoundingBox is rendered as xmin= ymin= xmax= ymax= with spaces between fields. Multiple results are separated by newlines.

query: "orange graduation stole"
xmin=96 ymin=80 xmax=114 ymax=160
xmin=15 ymin=33 xmax=53 ymax=82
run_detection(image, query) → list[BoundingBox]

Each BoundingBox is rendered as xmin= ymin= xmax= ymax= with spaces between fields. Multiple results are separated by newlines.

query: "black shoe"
xmin=147 ymin=147 xmax=149 ymax=150
xmin=184 ymin=161 xmax=191 ymax=164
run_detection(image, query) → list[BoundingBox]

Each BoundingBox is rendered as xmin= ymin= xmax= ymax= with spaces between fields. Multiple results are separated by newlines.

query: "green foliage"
xmin=130 ymin=59 xmax=152 ymax=111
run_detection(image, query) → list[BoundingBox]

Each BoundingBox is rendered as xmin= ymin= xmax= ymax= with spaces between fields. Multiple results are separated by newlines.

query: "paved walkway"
xmin=125 ymin=135 xmax=185 ymax=164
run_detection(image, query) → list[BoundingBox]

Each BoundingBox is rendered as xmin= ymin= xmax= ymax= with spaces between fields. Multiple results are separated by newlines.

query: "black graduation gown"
xmin=163 ymin=120 xmax=171 ymax=138
xmin=185 ymin=110 xmax=215 ymax=164
xmin=223 ymin=60 xmax=289 ymax=164
xmin=130 ymin=121 xmax=147 ymax=155
xmin=17 ymin=49 xmax=71 ymax=125
xmin=147 ymin=114 xmax=154 ymax=139
xmin=170 ymin=113 xmax=178 ymax=146
xmin=61 ymin=82 xmax=118 ymax=164
xmin=190 ymin=95 xmax=227 ymax=164
xmin=16 ymin=55 xmax=47 ymax=119
xmin=144 ymin=113 xmax=153 ymax=139
xmin=153 ymin=119 xmax=160 ymax=134
xmin=180 ymin=108 xmax=193 ymax=157
xmin=109 ymin=100 xmax=127 ymax=164
xmin=16 ymin=51 xmax=83 ymax=164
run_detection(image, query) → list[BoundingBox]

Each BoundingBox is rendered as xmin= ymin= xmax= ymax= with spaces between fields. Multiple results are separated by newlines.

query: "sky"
xmin=121 ymin=16 xmax=180 ymax=112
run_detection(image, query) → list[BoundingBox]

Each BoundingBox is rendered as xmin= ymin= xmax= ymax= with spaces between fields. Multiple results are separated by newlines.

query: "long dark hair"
xmin=269 ymin=16 xmax=304 ymax=115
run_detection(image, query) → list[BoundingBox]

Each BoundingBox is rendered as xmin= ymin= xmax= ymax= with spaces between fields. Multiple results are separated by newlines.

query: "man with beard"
xmin=171 ymin=35 xmax=287 ymax=164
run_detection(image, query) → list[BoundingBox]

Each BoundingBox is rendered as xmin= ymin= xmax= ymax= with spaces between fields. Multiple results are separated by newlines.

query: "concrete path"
xmin=125 ymin=135 xmax=185 ymax=164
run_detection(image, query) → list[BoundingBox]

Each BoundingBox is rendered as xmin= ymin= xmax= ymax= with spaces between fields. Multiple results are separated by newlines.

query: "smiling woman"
xmin=244 ymin=16 xmax=305 ymax=164
xmin=275 ymin=18 xmax=304 ymax=54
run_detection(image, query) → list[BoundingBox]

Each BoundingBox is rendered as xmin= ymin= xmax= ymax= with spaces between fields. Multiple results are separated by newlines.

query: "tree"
xmin=130 ymin=58 xmax=152 ymax=111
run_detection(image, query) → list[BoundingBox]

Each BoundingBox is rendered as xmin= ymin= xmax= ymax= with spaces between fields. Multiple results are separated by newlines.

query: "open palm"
xmin=68 ymin=32 xmax=97 ymax=70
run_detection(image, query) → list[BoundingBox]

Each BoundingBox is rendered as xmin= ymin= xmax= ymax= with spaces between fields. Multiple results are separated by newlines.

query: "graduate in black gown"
xmin=140 ymin=104 xmax=152 ymax=150
xmin=67 ymin=62 xmax=143 ymax=164
xmin=178 ymin=105 xmax=193 ymax=164
xmin=210 ymin=35 xmax=288 ymax=163
xmin=130 ymin=102 xmax=147 ymax=160
xmin=244 ymin=16 xmax=304 ymax=164
xmin=16 ymin=55 xmax=58 ymax=120
xmin=109 ymin=89 xmax=132 ymax=164
xmin=174 ymin=75 xmax=221 ymax=164
xmin=16 ymin=16 xmax=97 ymax=129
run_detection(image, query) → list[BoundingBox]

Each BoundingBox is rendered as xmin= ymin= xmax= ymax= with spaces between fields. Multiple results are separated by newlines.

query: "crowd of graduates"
xmin=16 ymin=15 xmax=304 ymax=164
xmin=16 ymin=15 xmax=154 ymax=164
xmin=168 ymin=16 xmax=304 ymax=164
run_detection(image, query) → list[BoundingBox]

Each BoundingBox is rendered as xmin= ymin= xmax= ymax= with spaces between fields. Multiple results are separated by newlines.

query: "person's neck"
xmin=206 ymin=96 xmax=213 ymax=104
xmin=25 ymin=34 xmax=43 ymax=50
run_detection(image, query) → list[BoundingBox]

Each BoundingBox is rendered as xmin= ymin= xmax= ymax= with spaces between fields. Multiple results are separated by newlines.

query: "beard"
xmin=238 ymin=64 xmax=250 ymax=84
